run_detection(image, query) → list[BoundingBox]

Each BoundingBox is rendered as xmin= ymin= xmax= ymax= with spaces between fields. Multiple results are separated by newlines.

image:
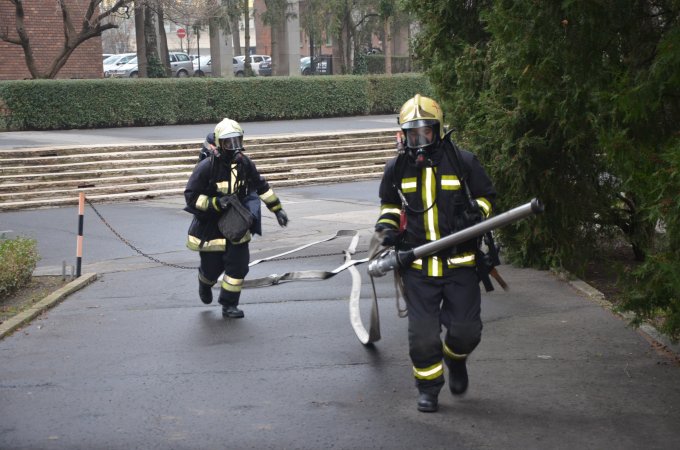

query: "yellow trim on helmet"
xmin=399 ymin=94 xmax=444 ymax=138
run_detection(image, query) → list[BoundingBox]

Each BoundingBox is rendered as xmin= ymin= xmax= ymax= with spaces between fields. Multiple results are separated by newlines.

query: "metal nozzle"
xmin=531 ymin=198 xmax=545 ymax=214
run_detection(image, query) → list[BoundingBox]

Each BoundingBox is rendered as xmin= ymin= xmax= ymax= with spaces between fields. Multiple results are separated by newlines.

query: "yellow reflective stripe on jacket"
xmin=441 ymin=175 xmax=461 ymax=190
xmin=476 ymin=197 xmax=492 ymax=218
xmin=214 ymin=163 xmax=238 ymax=195
xmin=443 ymin=343 xmax=467 ymax=360
xmin=260 ymin=188 xmax=282 ymax=212
xmin=259 ymin=188 xmax=276 ymax=203
xmin=195 ymin=194 xmax=210 ymax=211
xmin=413 ymin=361 xmax=444 ymax=380
xmin=215 ymin=181 xmax=229 ymax=194
xmin=447 ymin=252 xmax=476 ymax=268
xmin=222 ymin=275 xmax=244 ymax=293
xmin=230 ymin=163 xmax=238 ymax=193
xmin=378 ymin=218 xmax=399 ymax=228
xmin=401 ymin=177 xmax=417 ymax=193
xmin=378 ymin=203 xmax=401 ymax=229
xmin=186 ymin=235 xmax=226 ymax=251
xmin=422 ymin=167 xmax=440 ymax=241
xmin=427 ymin=255 xmax=443 ymax=277
xmin=411 ymin=258 xmax=423 ymax=269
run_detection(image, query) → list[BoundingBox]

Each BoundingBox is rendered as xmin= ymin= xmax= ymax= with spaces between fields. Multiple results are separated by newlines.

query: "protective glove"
xmin=374 ymin=224 xmax=398 ymax=246
xmin=217 ymin=195 xmax=232 ymax=211
xmin=275 ymin=209 xmax=289 ymax=227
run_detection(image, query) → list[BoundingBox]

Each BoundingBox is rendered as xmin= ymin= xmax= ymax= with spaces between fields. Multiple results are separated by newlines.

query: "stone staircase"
xmin=0 ymin=129 xmax=397 ymax=211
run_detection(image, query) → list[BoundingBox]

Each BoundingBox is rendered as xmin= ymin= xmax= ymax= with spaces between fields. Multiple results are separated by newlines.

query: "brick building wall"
xmin=0 ymin=0 xmax=103 ymax=80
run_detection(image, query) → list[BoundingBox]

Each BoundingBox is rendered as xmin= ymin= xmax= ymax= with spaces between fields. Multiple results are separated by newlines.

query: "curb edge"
xmin=0 ymin=273 xmax=98 ymax=340
xmin=551 ymin=269 xmax=680 ymax=359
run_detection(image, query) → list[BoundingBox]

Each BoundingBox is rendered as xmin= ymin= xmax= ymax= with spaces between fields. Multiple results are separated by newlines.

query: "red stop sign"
xmin=177 ymin=28 xmax=186 ymax=39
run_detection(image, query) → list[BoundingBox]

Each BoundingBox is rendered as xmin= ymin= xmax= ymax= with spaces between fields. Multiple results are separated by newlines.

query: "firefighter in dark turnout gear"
xmin=375 ymin=95 xmax=496 ymax=412
xmin=184 ymin=118 xmax=289 ymax=318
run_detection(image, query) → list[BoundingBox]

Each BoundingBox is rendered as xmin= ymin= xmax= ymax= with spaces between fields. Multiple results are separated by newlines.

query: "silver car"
xmin=169 ymin=52 xmax=193 ymax=77
xmin=103 ymin=53 xmax=136 ymax=77
xmin=193 ymin=56 xmax=246 ymax=77
xmin=109 ymin=52 xmax=194 ymax=78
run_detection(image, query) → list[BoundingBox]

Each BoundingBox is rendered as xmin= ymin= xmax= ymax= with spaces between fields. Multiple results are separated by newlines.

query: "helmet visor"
xmin=219 ymin=135 xmax=243 ymax=151
xmin=405 ymin=126 xmax=434 ymax=149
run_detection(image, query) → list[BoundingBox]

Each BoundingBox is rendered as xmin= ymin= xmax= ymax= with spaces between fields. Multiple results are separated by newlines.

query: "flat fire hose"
xmin=241 ymin=229 xmax=382 ymax=345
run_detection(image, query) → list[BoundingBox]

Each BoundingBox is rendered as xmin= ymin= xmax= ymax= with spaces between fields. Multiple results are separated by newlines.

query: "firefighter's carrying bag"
xmin=217 ymin=195 xmax=253 ymax=242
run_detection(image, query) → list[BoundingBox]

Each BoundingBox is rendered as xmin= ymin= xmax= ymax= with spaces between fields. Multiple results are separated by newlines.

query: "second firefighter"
xmin=184 ymin=118 xmax=288 ymax=318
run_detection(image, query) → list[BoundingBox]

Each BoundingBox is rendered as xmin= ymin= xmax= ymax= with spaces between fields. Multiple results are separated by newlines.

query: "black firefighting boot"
xmin=417 ymin=392 xmax=439 ymax=413
xmin=218 ymin=288 xmax=244 ymax=319
xmin=198 ymin=275 xmax=214 ymax=305
xmin=446 ymin=357 xmax=469 ymax=396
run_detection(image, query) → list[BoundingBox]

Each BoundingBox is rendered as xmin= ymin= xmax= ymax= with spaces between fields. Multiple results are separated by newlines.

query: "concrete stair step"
xmin=0 ymin=164 xmax=198 ymax=183
xmin=0 ymin=149 xmax=393 ymax=177
xmin=0 ymin=129 xmax=393 ymax=210
xmin=0 ymin=130 xmax=395 ymax=158
xmin=2 ymin=142 xmax=393 ymax=166
xmin=0 ymin=155 xmax=389 ymax=194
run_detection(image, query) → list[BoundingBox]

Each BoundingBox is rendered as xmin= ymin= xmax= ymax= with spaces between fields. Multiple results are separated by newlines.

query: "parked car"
xmin=300 ymin=56 xmax=312 ymax=75
xmin=235 ymin=54 xmax=271 ymax=75
xmin=169 ymin=52 xmax=193 ymax=77
xmin=103 ymin=53 xmax=136 ymax=77
xmin=300 ymin=56 xmax=330 ymax=75
xmin=258 ymin=60 xmax=272 ymax=76
xmin=102 ymin=53 xmax=114 ymax=61
xmin=109 ymin=52 xmax=193 ymax=78
xmin=109 ymin=56 xmax=139 ymax=77
xmin=193 ymin=56 xmax=246 ymax=77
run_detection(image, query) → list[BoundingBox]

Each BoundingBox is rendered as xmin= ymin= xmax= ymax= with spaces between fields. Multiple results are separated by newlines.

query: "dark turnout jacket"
xmin=184 ymin=153 xmax=282 ymax=252
xmin=376 ymin=139 xmax=496 ymax=277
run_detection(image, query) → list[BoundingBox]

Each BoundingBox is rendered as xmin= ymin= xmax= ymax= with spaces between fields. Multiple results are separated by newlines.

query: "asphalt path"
xmin=1 ymin=180 xmax=680 ymax=449
xmin=0 ymin=115 xmax=397 ymax=150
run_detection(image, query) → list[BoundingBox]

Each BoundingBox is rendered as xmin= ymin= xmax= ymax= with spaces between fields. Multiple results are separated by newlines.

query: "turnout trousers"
xmin=198 ymin=242 xmax=250 ymax=308
xmin=401 ymin=267 xmax=482 ymax=395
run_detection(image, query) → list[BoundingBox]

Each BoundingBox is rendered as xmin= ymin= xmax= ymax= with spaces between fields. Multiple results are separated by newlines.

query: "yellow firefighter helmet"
xmin=398 ymin=94 xmax=444 ymax=150
xmin=214 ymin=118 xmax=244 ymax=155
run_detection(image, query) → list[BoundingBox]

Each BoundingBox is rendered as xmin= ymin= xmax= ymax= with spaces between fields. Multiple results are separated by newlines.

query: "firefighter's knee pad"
xmin=408 ymin=318 xmax=442 ymax=362
xmin=446 ymin=320 xmax=482 ymax=355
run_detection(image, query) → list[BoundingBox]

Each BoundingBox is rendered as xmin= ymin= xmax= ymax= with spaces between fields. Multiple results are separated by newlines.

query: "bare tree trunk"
xmin=231 ymin=16 xmax=241 ymax=56
xmin=270 ymin=19 xmax=281 ymax=75
xmin=343 ymin=17 xmax=351 ymax=74
xmin=384 ymin=17 xmax=392 ymax=75
xmin=243 ymin=0 xmax=252 ymax=75
xmin=135 ymin=2 xmax=148 ymax=77
xmin=144 ymin=3 xmax=160 ymax=77
xmin=157 ymin=3 xmax=171 ymax=76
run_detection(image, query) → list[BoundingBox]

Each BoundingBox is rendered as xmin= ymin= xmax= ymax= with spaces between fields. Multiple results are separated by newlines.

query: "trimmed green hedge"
xmin=0 ymin=74 xmax=431 ymax=131
xmin=365 ymin=55 xmax=416 ymax=74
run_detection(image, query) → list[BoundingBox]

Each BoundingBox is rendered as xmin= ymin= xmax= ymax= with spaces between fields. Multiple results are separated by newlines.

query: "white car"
xmin=235 ymin=54 xmax=271 ymax=75
xmin=103 ymin=53 xmax=136 ymax=77
xmin=193 ymin=56 xmax=245 ymax=77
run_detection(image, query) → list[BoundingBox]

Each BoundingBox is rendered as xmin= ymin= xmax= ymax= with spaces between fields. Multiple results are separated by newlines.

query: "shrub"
xmin=0 ymin=237 xmax=40 ymax=299
xmin=0 ymin=74 xmax=431 ymax=131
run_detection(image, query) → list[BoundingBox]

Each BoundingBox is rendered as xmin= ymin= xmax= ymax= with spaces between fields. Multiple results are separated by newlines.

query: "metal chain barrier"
xmin=85 ymin=198 xmax=367 ymax=270
xmin=86 ymin=198 xmax=198 ymax=269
